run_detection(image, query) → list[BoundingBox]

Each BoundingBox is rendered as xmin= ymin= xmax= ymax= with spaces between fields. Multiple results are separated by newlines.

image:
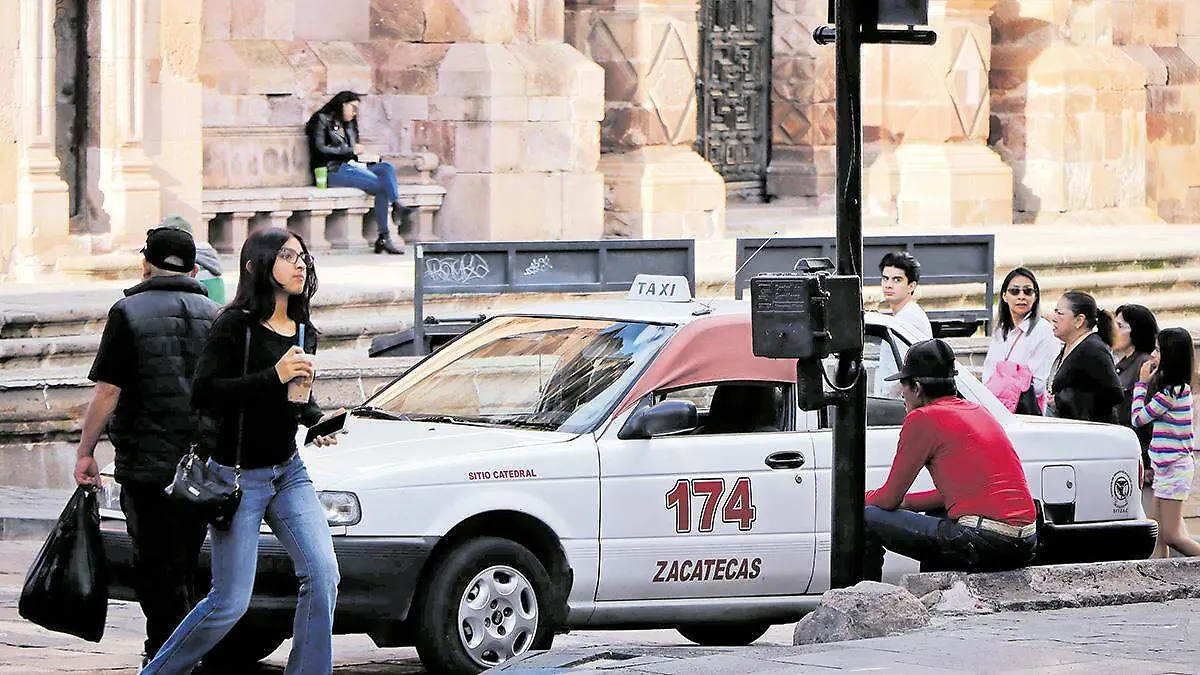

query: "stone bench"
xmin=201 ymin=183 xmax=446 ymax=254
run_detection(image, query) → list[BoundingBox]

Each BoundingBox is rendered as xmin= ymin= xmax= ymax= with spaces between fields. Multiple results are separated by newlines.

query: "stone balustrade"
xmin=201 ymin=183 xmax=446 ymax=253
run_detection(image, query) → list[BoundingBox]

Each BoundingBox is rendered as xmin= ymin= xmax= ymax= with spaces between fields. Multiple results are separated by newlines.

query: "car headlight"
xmin=317 ymin=491 xmax=361 ymax=527
xmin=99 ymin=474 xmax=122 ymax=512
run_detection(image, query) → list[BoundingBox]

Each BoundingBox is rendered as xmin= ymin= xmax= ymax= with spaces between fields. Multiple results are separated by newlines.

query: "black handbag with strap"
xmin=164 ymin=326 xmax=250 ymax=531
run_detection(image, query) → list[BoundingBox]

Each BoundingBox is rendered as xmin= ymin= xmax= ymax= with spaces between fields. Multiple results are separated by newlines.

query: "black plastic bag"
xmin=18 ymin=486 xmax=108 ymax=642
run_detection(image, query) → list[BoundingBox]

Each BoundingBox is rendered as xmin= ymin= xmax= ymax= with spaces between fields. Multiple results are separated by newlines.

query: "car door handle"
xmin=764 ymin=451 xmax=805 ymax=470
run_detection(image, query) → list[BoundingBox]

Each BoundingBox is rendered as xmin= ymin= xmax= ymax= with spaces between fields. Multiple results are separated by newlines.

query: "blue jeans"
xmin=863 ymin=505 xmax=1036 ymax=581
xmin=327 ymin=161 xmax=399 ymax=236
xmin=141 ymin=454 xmax=340 ymax=675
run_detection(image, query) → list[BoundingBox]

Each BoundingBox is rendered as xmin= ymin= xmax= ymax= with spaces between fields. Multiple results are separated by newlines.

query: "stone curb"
xmin=902 ymin=558 xmax=1200 ymax=614
xmin=0 ymin=516 xmax=55 ymax=542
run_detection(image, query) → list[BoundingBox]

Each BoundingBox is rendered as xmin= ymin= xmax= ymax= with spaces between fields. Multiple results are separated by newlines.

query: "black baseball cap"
xmin=142 ymin=226 xmax=196 ymax=273
xmin=884 ymin=339 xmax=958 ymax=381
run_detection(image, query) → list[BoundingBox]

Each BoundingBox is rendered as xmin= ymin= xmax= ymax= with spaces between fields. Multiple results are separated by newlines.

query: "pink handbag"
xmin=986 ymin=360 xmax=1034 ymax=412
xmin=985 ymin=330 xmax=1036 ymax=413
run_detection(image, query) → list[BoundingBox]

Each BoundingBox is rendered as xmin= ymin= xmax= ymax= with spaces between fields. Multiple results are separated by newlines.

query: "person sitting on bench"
xmin=863 ymin=339 xmax=1038 ymax=580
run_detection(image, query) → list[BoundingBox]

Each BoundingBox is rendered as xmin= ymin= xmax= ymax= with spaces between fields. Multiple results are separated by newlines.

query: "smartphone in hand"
xmin=305 ymin=409 xmax=349 ymax=446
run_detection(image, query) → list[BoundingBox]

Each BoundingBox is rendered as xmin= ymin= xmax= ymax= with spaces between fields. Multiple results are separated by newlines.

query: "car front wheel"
xmin=677 ymin=622 xmax=771 ymax=646
xmin=414 ymin=537 xmax=556 ymax=674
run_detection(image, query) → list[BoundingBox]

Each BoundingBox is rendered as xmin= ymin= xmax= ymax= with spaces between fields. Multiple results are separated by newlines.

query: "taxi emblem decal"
xmin=1110 ymin=470 xmax=1132 ymax=508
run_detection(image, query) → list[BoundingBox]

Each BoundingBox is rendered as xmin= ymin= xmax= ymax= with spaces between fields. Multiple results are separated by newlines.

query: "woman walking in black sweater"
xmin=143 ymin=228 xmax=341 ymax=675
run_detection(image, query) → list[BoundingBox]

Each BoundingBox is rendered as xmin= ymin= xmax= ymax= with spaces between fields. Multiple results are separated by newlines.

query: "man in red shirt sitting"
xmin=864 ymin=339 xmax=1038 ymax=581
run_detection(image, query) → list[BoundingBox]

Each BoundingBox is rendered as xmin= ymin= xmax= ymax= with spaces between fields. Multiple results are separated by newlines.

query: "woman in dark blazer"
xmin=1046 ymin=291 xmax=1123 ymax=423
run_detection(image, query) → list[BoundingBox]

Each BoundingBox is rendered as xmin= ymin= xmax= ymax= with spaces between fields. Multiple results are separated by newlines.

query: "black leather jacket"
xmin=307 ymin=111 xmax=358 ymax=175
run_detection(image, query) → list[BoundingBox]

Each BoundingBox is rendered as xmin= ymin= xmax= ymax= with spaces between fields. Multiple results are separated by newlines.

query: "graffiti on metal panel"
xmin=522 ymin=255 xmax=553 ymax=277
xmin=424 ymin=254 xmax=490 ymax=284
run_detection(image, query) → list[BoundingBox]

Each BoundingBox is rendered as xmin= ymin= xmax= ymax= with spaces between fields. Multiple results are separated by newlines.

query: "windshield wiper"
xmin=351 ymin=406 xmax=410 ymax=421
xmin=406 ymin=414 xmax=501 ymax=427
xmin=483 ymin=414 xmax=561 ymax=430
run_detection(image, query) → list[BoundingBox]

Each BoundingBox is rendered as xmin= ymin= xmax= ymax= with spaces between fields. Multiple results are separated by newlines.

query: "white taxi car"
xmin=98 ymin=280 xmax=1156 ymax=674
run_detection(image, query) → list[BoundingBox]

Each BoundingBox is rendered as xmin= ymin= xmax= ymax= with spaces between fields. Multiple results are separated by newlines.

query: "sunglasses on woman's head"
xmin=278 ymin=249 xmax=314 ymax=268
xmin=1006 ymin=286 xmax=1036 ymax=296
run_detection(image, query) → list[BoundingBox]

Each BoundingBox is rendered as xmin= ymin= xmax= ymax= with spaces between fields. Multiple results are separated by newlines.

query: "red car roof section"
xmin=616 ymin=313 xmax=799 ymax=413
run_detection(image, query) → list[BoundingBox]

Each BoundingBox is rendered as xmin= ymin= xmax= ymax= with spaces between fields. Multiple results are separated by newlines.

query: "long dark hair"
xmin=225 ymin=228 xmax=318 ymax=329
xmin=1150 ymin=327 xmax=1195 ymax=398
xmin=1114 ymin=304 xmax=1158 ymax=355
xmin=995 ymin=267 xmax=1041 ymax=339
xmin=305 ymin=90 xmax=360 ymax=137
xmin=1062 ymin=290 xmax=1114 ymax=347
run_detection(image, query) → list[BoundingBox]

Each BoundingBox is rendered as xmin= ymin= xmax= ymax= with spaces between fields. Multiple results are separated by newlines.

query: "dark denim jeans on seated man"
xmin=863 ymin=505 xmax=1037 ymax=582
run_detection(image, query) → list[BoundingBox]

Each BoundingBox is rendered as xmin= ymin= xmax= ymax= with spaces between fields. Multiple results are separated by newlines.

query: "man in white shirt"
xmin=880 ymin=251 xmax=932 ymax=338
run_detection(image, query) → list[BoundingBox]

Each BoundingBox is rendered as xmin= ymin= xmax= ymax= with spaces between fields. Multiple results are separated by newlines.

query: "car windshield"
xmin=365 ymin=316 xmax=675 ymax=433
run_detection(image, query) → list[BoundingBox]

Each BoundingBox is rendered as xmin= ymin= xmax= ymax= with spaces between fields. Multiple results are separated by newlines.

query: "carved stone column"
xmin=425 ymin=2 xmax=606 ymax=242
xmin=325 ymin=210 xmax=353 ymax=250
xmin=991 ymin=0 xmax=1154 ymax=224
xmin=0 ymin=1 xmax=24 ymax=278
xmin=567 ymin=0 xmax=726 ymax=239
xmin=861 ymin=0 xmax=1014 ymax=227
xmin=291 ymin=209 xmax=332 ymax=251
xmin=769 ymin=0 xmax=836 ymax=204
xmin=213 ymin=211 xmax=254 ymax=254
xmin=198 ymin=212 xmax=215 ymax=244
xmin=142 ymin=0 xmax=204 ymax=232
xmin=97 ymin=0 xmax=161 ymax=243
xmin=344 ymin=207 xmax=371 ymax=246
xmin=16 ymin=0 xmax=71 ymax=262
xmin=261 ymin=210 xmax=293 ymax=231
xmin=1185 ymin=1 xmax=1200 ymax=63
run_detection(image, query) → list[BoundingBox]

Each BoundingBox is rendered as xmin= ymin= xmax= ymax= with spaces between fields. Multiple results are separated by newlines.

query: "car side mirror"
xmin=618 ymin=400 xmax=699 ymax=440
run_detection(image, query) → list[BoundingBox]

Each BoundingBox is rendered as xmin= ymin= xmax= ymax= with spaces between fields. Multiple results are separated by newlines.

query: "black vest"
xmin=107 ymin=276 xmax=218 ymax=486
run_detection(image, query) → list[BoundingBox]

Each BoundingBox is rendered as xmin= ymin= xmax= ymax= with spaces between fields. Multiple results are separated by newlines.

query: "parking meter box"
xmin=749 ymin=272 xmax=863 ymax=360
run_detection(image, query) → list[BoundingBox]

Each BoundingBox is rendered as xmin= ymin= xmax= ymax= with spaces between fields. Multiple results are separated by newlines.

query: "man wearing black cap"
xmin=72 ymin=226 xmax=218 ymax=666
xmin=863 ymin=339 xmax=1038 ymax=581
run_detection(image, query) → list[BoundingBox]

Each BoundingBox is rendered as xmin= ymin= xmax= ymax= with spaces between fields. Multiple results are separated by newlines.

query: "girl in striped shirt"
xmin=1132 ymin=327 xmax=1200 ymax=558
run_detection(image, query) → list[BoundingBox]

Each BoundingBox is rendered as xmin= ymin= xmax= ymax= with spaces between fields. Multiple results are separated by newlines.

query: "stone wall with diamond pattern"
xmin=768 ymin=0 xmax=836 ymax=205
xmin=764 ymin=0 xmax=1198 ymax=226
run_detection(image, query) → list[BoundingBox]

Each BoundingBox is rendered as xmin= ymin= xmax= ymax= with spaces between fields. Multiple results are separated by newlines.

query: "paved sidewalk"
xmin=0 ymin=487 xmax=72 ymax=541
xmin=4 ymin=524 xmax=1200 ymax=674
xmin=498 ymin=598 xmax=1200 ymax=673
xmin=8 ymin=220 xmax=1200 ymax=309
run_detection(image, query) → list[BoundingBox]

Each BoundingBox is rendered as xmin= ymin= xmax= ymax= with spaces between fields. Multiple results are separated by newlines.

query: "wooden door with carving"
xmin=697 ymin=0 xmax=773 ymax=202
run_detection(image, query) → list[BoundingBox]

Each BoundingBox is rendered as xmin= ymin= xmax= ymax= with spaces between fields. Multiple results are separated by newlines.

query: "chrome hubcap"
xmin=457 ymin=564 xmax=538 ymax=667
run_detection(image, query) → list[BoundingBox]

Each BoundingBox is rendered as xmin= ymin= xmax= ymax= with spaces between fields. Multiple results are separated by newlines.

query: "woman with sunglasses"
xmin=982 ymin=267 xmax=1060 ymax=414
xmin=142 ymin=228 xmax=341 ymax=675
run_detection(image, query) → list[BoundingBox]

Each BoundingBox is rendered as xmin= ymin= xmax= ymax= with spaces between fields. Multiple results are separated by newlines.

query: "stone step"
xmin=1034 ymin=266 xmax=1200 ymax=297
xmin=0 ymin=313 xmax=414 ymax=370
xmin=0 ymin=349 xmax=418 ymax=444
xmin=7 ymin=278 xmax=1200 ymax=369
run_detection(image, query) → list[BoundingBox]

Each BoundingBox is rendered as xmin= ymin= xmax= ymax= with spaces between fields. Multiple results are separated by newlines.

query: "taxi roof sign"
xmin=627 ymin=274 xmax=693 ymax=302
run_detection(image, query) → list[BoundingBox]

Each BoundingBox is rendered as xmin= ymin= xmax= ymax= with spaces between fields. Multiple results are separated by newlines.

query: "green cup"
xmin=314 ymin=166 xmax=328 ymax=189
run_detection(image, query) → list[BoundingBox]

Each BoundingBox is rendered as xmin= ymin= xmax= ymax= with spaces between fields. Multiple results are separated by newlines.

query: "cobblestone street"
xmin=2 ymin=539 xmax=1200 ymax=674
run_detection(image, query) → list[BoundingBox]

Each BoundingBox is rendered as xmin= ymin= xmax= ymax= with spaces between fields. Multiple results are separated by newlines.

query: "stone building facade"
xmin=1 ymin=0 xmax=1198 ymax=278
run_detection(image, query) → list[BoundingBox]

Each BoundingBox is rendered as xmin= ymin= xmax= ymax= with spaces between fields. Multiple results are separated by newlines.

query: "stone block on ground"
xmin=903 ymin=557 xmax=1200 ymax=614
xmin=792 ymin=581 xmax=931 ymax=645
